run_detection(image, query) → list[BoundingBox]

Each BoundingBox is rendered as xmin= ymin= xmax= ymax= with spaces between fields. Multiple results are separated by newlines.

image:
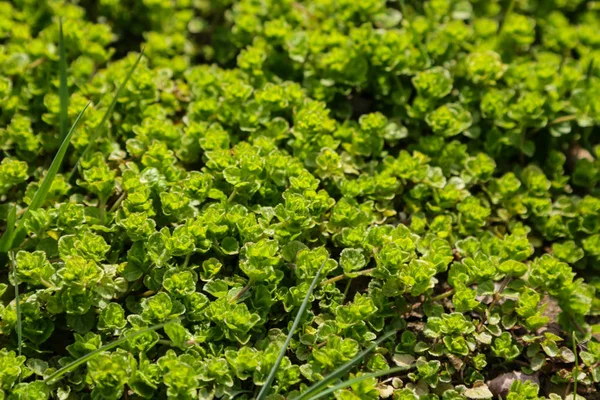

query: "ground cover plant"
xmin=2 ymin=0 xmax=600 ymax=398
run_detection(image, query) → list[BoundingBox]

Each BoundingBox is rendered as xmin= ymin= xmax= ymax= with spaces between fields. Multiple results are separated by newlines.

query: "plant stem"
xmin=430 ymin=289 xmax=455 ymax=302
xmin=182 ymin=253 xmax=192 ymax=269
xmin=477 ymin=277 xmax=511 ymax=332
xmin=229 ymin=281 xmax=253 ymax=304
xmin=108 ymin=191 xmax=127 ymax=213
xmin=320 ymin=268 xmax=375 ymax=286
xmin=531 ymin=114 xmax=578 ymax=135
xmin=551 ymin=114 xmax=577 ymax=125
xmin=227 ymin=188 xmax=238 ymax=203
xmin=342 ymin=279 xmax=353 ymax=300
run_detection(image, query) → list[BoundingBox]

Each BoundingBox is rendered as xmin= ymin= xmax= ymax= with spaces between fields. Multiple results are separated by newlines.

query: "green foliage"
xmin=1 ymin=0 xmax=600 ymax=399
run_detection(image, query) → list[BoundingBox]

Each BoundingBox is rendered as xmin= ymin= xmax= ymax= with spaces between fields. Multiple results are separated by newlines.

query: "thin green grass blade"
xmin=498 ymin=0 xmax=516 ymax=36
xmin=294 ymin=329 xmax=397 ymax=400
xmin=0 ymin=103 xmax=90 ymax=253
xmin=68 ymin=49 xmax=145 ymax=182
xmin=307 ymin=365 xmax=414 ymax=400
xmin=6 ymin=205 xmax=16 ymax=231
xmin=24 ymin=102 xmax=90 ymax=215
xmin=587 ymin=58 xmax=595 ymax=82
xmin=44 ymin=320 xmax=175 ymax=384
xmin=11 ymin=252 xmax=22 ymax=357
xmin=573 ymin=334 xmax=578 ymax=397
xmin=0 ymin=206 xmax=17 ymax=252
xmin=256 ymin=260 xmax=327 ymax=400
xmin=58 ymin=20 xmax=69 ymax=141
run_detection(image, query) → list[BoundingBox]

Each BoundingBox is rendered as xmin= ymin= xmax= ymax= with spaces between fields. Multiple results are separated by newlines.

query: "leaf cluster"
xmin=1 ymin=0 xmax=600 ymax=399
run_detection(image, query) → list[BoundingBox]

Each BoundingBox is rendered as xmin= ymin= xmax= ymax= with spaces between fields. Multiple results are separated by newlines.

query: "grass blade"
xmin=294 ymin=329 xmax=397 ymax=400
xmin=0 ymin=103 xmax=90 ymax=253
xmin=307 ymin=365 xmax=414 ymax=400
xmin=44 ymin=320 xmax=175 ymax=384
xmin=58 ymin=20 xmax=69 ymax=141
xmin=24 ymin=102 xmax=90 ymax=215
xmin=498 ymin=0 xmax=516 ymax=36
xmin=587 ymin=58 xmax=595 ymax=82
xmin=11 ymin=251 xmax=22 ymax=357
xmin=0 ymin=205 xmax=17 ymax=252
xmin=573 ymin=334 xmax=579 ymax=398
xmin=68 ymin=49 xmax=145 ymax=182
xmin=256 ymin=260 xmax=327 ymax=400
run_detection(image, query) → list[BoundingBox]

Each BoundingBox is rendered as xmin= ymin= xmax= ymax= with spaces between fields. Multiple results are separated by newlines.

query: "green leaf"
xmin=412 ymin=67 xmax=453 ymax=99
xmin=340 ymin=248 xmax=367 ymax=275
xmin=44 ymin=320 xmax=175 ymax=384
xmin=256 ymin=259 xmax=327 ymax=400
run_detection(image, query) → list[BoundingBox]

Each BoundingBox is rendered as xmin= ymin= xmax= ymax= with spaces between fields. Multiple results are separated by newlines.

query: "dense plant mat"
xmin=2 ymin=0 xmax=600 ymax=399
